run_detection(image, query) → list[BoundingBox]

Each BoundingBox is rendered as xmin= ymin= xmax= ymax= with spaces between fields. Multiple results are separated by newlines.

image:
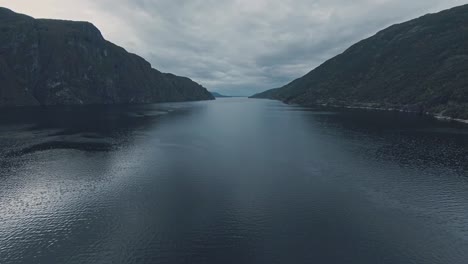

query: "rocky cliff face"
xmin=0 ymin=8 xmax=214 ymax=106
xmin=252 ymin=4 xmax=468 ymax=120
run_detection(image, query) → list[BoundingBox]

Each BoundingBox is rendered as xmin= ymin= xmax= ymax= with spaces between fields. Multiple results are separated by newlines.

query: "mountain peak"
xmin=0 ymin=6 xmax=32 ymax=21
xmin=0 ymin=7 xmax=214 ymax=106
xmin=252 ymin=4 xmax=468 ymax=120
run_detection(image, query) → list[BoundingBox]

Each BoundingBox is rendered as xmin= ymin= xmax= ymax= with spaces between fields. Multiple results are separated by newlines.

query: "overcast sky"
xmin=0 ymin=0 xmax=466 ymax=95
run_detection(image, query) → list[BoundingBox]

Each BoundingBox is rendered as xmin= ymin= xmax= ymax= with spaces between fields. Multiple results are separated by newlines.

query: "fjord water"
xmin=1 ymin=98 xmax=468 ymax=264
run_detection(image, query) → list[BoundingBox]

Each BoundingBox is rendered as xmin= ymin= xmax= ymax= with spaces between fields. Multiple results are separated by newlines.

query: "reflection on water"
xmin=0 ymin=98 xmax=467 ymax=264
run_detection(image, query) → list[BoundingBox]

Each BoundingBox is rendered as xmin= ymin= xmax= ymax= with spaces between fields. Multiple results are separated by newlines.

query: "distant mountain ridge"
xmin=211 ymin=92 xmax=233 ymax=98
xmin=252 ymin=4 xmax=468 ymax=120
xmin=0 ymin=7 xmax=214 ymax=106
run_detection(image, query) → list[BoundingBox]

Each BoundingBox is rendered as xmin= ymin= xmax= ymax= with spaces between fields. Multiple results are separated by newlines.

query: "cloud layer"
xmin=1 ymin=0 xmax=466 ymax=95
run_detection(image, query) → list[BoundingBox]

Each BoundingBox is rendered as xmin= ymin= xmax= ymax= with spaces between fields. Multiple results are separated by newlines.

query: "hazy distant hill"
xmin=211 ymin=92 xmax=232 ymax=98
xmin=0 ymin=7 xmax=214 ymax=106
xmin=252 ymin=4 xmax=468 ymax=120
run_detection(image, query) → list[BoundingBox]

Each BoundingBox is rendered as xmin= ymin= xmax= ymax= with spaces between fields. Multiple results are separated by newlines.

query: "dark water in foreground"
xmin=0 ymin=98 xmax=468 ymax=264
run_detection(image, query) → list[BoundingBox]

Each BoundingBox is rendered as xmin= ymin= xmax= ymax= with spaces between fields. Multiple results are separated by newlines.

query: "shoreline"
xmin=259 ymin=98 xmax=468 ymax=125
xmin=322 ymin=104 xmax=468 ymax=125
xmin=330 ymin=105 xmax=468 ymax=125
xmin=433 ymin=115 xmax=468 ymax=125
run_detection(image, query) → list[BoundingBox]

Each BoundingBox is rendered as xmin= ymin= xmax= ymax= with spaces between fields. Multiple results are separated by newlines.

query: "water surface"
xmin=1 ymin=98 xmax=468 ymax=263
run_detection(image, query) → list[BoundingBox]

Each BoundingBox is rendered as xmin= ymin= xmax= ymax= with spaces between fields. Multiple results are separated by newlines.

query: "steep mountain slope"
xmin=252 ymin=4 xmax=468 ymax=119
xmin=0 ymin=7 xmax=214 ymax=106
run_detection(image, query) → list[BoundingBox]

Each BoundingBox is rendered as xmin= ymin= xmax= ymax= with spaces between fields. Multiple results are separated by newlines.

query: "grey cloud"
xmin=1 ymin=0 xmax=466 ymax=95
